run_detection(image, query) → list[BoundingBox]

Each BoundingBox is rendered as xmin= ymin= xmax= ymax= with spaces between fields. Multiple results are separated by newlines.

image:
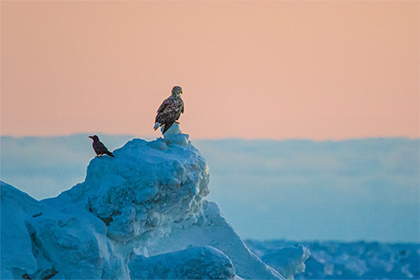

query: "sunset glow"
xmin=2 ymin=1 xmax=419 ymax=140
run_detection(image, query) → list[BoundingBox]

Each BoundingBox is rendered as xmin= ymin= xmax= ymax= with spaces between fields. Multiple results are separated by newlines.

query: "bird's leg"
xmin=175 ymin=121 xmax=180 ymax=124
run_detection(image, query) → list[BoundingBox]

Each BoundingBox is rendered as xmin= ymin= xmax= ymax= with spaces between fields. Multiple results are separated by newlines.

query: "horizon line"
xmin=1 ymin=133 xmax=419 ymax=143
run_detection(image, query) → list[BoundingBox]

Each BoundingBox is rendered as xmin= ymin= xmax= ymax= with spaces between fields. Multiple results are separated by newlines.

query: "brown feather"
xmin=154 ymin=94 xmax=184 ymax=133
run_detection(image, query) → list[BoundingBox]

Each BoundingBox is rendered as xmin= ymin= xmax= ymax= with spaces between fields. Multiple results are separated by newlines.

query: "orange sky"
xmin=2 ymin=1 xmax=419 ymax=140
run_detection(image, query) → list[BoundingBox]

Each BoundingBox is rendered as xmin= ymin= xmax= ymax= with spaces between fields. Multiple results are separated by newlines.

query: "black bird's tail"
xmin=162 ymin=122 xmax=174 ymax=134
xmin=106 ymin=151 xmax=114 ymax=157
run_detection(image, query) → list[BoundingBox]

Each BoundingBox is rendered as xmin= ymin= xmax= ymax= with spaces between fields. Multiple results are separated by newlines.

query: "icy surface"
xmin=1 ymin=133 xmax=286 ymax=279
xmin=129 ymin=246 xmax=235 ymax=279
xmin=261 ymin=245 xmax=311 ymax=279
xmin=246 ymin=239 xmax=420 ymax=279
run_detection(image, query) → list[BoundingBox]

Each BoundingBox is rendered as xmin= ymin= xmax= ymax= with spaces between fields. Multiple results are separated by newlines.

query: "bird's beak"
xmin=181 ymin=91 xmax=183 ymax=94
xmin=88 ymin=136 xmax=93 ymax=139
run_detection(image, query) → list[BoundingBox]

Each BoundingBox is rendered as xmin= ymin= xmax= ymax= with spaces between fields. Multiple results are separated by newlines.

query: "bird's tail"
xmin=107 ymin=151 xmax=114 ymax=157
xmin=162 ymin=123 xmax=174 ymax=134
xmin=153 ymin=122 xmax=161 ymax=130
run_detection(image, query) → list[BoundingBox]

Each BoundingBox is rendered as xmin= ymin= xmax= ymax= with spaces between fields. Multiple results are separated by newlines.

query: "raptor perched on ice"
xmin=153 ymin=86 xmax=184 ymax=134
xmin=89 ymin=135 xmax=114 ymax=157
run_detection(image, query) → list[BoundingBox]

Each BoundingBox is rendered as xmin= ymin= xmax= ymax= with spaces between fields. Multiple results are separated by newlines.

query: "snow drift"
xmin=1 ymin=131 xmax=308 ymax=279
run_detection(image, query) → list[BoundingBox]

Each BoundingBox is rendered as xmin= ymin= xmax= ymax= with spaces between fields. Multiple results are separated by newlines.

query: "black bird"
xmin=89 ymin=135 xmax=114 ymax=157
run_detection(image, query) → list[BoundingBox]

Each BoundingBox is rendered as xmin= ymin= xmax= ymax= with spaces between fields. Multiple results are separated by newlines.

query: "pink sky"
xmin=2 ymin=1 xmax=419 ymax=140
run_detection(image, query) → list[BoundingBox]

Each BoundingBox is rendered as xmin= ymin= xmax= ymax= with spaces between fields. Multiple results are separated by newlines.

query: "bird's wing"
xmin=157 ymin=97 xmax=171 ymax=113
xmin=156 ymin=98 xmax=177 ymax=123
xmin=97 ymin=141 xmax=110 ymax=153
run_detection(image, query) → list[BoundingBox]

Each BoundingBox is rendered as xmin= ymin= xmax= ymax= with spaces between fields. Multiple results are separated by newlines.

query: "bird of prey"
xmin=153 ymin=86 xmax=184 ymax=134
xmin=88 ymin=135 xmax=114 ymax=157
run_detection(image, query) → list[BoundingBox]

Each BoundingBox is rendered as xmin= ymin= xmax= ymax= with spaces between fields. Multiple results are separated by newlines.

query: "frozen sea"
xmin=245 ymin=239 xmax=420 ymax=279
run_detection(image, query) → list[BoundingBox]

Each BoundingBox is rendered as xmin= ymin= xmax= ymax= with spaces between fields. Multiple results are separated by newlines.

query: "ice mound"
xmin=129 ymin=246 xmax=235 ymax=279
xmin=50 ymin=133 xmax=209 ymax=244
xmin=0 ymin=182 xmax=46 ymax=279
xmin=1 ymin=181 xmax=113 ymax=279
xmin=1 ymin=134 xmax=289 ymax=279
xmin=261 ymin=245 xmax=311 ymax=279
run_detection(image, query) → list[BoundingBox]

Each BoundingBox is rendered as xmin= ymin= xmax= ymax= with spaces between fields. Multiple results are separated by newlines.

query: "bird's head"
xmin=89 ymin=135 xmax=99 ymax=141
xmin=172 ymin=86 xmax=183 ymax=97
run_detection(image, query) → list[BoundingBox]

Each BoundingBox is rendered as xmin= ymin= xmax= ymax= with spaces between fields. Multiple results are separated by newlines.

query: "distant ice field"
xmin=245 ymin=239 xmax=420 ymax=279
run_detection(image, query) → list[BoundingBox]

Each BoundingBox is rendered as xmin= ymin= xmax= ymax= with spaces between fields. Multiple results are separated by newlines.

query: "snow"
xmin=1 ymin=132 xmax=293 ymax=279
